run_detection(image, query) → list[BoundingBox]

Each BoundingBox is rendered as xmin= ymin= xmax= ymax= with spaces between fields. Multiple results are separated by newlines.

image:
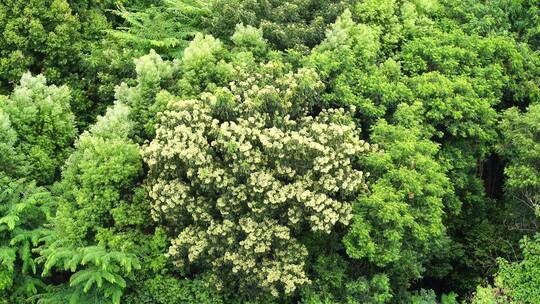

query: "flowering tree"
xmin=143 ymin=36 xmax=371 ymax=297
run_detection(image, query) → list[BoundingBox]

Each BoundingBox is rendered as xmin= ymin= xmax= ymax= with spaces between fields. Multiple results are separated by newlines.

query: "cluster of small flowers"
xmin=143 ymin=64 xmax=371 ymax=296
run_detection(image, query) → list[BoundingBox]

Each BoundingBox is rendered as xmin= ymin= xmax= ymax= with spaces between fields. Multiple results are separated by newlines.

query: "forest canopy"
xmin=1 ymin=0 xmax=540 ymax=303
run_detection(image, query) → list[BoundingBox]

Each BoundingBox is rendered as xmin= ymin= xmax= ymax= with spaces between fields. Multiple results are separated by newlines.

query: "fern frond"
xmin=41 ymin=248 xmax=79 ymax=275
xmin=80 ymin=246 xmax=107 ymax=266
xmin=0 ymin=215 xmax=19 ymax=231
xmin=69 ymin=268 xmax=96 ymax=289
xmin=107 ymin=0 xmax=208 ymax=57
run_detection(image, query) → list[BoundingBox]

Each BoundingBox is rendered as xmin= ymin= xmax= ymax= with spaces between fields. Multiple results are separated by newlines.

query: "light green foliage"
xmin=143 ymin=38 xmax=372 ymax=298
xmin=351 ymin=0 xmax=439 ymax=55
xmin=470 ymin=236 xmax=540 ymax=304
xmin=0 ymin=0 xmax=114 ymax=127
xmin=36 ymin=101 xmax=144 ymax=303
xmin=401 ymin=27 xmax=540 ymax=108
xmin=0 ymin=73 xmax=73 ymax=302
xmin=471 ymin=284 xmax=511 ymax=304
xmin=408 ymin=73 xmax=497 ymax=142
xmin=308 ymin=10 xmax=458 ymax=296
xmin=353 ymin=0 xmax=402 ymax=52
xmin=343 ymin=275 xmax=393 ymax=304
xmin=115 ymin=50 xmax=179 ymax=142
xmin=307 ymin=10 xmax=379 ymax=89
xmin=87 ymin=0 xmax=221 ymax=128
xmin=306 ymin=10 xmax=411 ymax=125
xmin=0 ymin=73 xmax=76 ymax=185
xmin=52 ymin=102 xmax=141 ymax=243
xmin=0 ymin=0 xmax=176 ymax=128
xmin=115 ymin=33 xmax=234 ymax=117
xmin=0 ymin=111 xmax=19 ymax=176
xmin=397 ymin=7 xmax=540 ymax=291
xmin=114 ymin=33 xmax=237 ymax=143
xmin=177 ymin=33 xmax=235 ymax=95
xmin=231 ymin=24 xmax=268 ymax=57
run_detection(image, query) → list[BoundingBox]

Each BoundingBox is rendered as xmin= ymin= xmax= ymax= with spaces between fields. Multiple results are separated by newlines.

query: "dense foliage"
xmin=1 ymin=0 xmax=540 ymax=303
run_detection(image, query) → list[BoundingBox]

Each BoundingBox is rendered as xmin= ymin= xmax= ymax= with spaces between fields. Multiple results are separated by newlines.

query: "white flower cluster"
xmin=143 ymin=67 xmax=370 ymax=296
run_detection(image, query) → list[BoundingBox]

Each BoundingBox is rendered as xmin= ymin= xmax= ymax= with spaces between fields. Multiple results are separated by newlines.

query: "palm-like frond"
xmin=107 ymin=0 xmax=212 ymax=58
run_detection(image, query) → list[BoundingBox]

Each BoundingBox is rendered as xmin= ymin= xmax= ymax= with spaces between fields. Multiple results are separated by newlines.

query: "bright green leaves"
xmin=353 ymin=0 xmax=402 ymax=54
xmin=0 ymin=110 xmax=19 ymax=177
xmin=0 ymin=73 xmax=76 ymax=185
xmin=307 ymin=10 xmax=380 ymax=115
xmin=0 ymin=0 xmax=539 ymax=302
xmin=308 ymin=10 xmax=380 ymax=75
xmin=345 ymin=275 xmax=393 ymax=304
xmin=179 ymin=33 xmax=234 ymax=95
xmin=306 ymin=15 xmax=458 ymax=294
xmin=472 ymin=235 xmax=540 ymax=303
xmin=231 ymin=24 xmax=268 ymax=57
xmin=306 ymin=10 xmax=412 ymax=127
xmin=408 ymin=72 xmax=498 ymax=145
xmin=390 ymin=10 xmax=540 ymax=293
xmin=115 ymin=50 xmax=178 ymax=142
xmin=439 ymin=0 xmax=540 ymax=50
xmin=400 ymin=28 xmax=540 ymax=107
xmin=56 ymin=138 xmax=141 ymax=241
xmin=0 ymin=0 xmax=147 ymax=127
xmin=0 ymin=247 xmax=16 ymax=291
xmin=344 ymin=108 xmax=453 ymax=294
xmin=36 ymin=101 xmax=144 ymax=303
xmin=52 ymin=102 xmax=141 ymax=244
